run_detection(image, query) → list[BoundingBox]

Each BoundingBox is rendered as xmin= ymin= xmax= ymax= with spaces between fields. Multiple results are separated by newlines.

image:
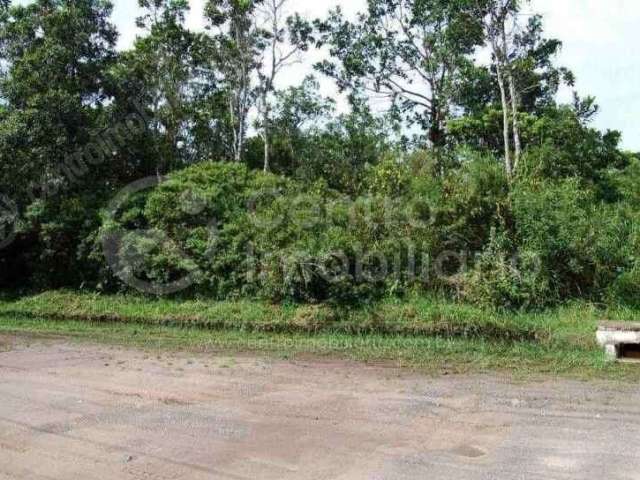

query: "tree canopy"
xmin=0 ymin=0 xmax=636 ymax=309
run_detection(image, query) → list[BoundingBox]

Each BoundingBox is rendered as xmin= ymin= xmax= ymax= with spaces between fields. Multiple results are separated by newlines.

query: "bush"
xmin=96 ymin=162 xmax=442 ymax=303
xmin=95 ymin=162 xmax=289 ymax=297
xmin=509 ymin=178 xmax=632 ymax=304
xmin=410 ymin=152 xmax=510 ymax=251
xmin=20 ymin=195 xmax=104 ymax=289
xmin=249 ymin=185 xmax=439 ymax=304
xmin=461 ymin=228 xmax=551 ymax=309
xmin=89 ymin=154 xmax=639 ymax=309
xmin=608 ymin=266 xmax=640 ymax=308
xmin=458 ymin=166 xmax=636 ymax=308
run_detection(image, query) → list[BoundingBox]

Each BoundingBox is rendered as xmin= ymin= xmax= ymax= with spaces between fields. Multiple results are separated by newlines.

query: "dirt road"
xmin=1 ymin=334 xmax=639 ymax=479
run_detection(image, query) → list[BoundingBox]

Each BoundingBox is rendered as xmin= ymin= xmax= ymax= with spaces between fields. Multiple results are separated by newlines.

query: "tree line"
xmin=0 ymin=0 xmax=638 ymax=309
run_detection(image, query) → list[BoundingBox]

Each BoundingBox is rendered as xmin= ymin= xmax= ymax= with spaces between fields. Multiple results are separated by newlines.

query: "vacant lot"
xmin=1 ymin=335 xmax=639 ymax=480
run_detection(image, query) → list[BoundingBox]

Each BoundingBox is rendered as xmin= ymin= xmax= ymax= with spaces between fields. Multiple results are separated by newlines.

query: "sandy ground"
xmin=1 ymin=335 xmax=640 ymax=479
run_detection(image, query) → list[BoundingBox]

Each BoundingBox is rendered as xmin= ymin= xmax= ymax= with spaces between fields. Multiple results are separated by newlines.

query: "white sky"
xmin=15 ymin=0 xmax=640 ymax=150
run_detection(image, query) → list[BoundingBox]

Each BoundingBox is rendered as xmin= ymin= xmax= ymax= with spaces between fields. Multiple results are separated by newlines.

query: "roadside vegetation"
xmin=0 ymin=1 xmax=639 ymax=377
xmin=2 ymin=291 xmax=640 ymax=379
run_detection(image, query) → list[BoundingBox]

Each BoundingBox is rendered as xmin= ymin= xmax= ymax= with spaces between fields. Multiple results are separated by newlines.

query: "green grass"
xmin=1 ymin=290 xmax=640 ymax=380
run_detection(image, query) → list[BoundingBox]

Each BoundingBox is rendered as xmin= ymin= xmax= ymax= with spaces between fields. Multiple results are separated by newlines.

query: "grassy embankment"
xmin=1 ymin=290 xmax=639 ymax=379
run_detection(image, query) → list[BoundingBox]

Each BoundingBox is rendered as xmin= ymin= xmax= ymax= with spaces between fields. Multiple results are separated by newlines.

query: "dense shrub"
xmin=95 ymin=162 xmax=282 ymax=297
xmin=512 ymin=178 xmax=632 ymax=302
xmin=96 ymin=162 xmax=441 ymax=303
xmin=459 ymin=172 xmax=636 ymax=309
xmin=9 ymin=195 xmax=104 ymax=289
xmin=430 ymin=153 xmax=511 ymax=253
xmin=250 ymin=190 xmax=439 ymax=303
xmin=2 ymin=0 xmax=638 ymax=316
xmin=461 ymin=228 xmax=551 ymax=309
xmin=608 ymin=266 xmax=640 ymax=308
xmin=90 ymin=155 xmax=640 ymax=308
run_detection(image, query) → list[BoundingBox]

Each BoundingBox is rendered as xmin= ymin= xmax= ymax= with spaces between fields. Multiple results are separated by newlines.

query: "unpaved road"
xmin=1 ymin=335 xmax=640 ymax=480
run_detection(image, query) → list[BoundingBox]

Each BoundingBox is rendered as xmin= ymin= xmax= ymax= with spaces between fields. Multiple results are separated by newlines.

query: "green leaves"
xmin=315 ymin=0 xmax=485 ymax=147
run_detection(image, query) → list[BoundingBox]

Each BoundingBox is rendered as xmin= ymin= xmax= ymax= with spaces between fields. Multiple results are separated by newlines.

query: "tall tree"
xmin=248 ymin=75 xmax=334 ymax=176
xmin=448 ymin=2 xmax=574 ymax=172
xmin=115 ymin=0 xmax=203 ymax=175
xmin=315 ymin=0 xmax=484 ymax=150
xmin=480 ymin=0 xmax=574 ymax=176
xmin=255 ymin=1 xmax=311 ymax=172
xmin=482 ymin=0 xmax=515 ymax=176
xmin=0 ymin=0 xmax=117 ymax=204
xmin=0 ymin=0 xmax=117 ymax=285
xmin=205 ymin=0 xmax=264 ymax=163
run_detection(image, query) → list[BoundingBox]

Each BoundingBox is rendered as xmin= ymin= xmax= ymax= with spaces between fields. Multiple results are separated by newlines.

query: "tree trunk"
xmin=235 ymin=122 xmax=244 ymax=163
xmin=263 ymin=107 xmax=270 ymax=172
xmin=507 ymin=71 xmax=521 ymax=172
xmin=496 ymin=63 xmax=512 ymax=179
xmin=234 ymin=90 xmax=247 ymax=163
xmin=263 ymin=134 xmax=270 ymax=172
xmin=228 ymin=95 xmax=240 ymax=163
xmin=262 ymin=93 xmax=270 ymax=172
xmin=488 ymin=2 xmax=516 ymax=180
xmin=429 ymin=102 xmax=446 ymax=149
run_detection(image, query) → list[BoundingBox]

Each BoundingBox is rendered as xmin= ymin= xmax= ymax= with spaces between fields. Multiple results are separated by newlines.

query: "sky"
xmin=16 ymin=0 xmax=640 ymax=151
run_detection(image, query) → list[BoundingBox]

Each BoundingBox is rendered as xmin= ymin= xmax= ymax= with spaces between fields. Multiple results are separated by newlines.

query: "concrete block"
xmin=597 ymin=322 xmax=640 ymax=362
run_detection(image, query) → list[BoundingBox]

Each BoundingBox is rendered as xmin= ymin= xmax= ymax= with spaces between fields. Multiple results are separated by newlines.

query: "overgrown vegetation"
xmin=0 ymin=0 xmax=638 ymax=320
xmin=85 ymin=156 xmax=640 ymax=309
xmin=2 ymin=291 xmax=640 ymax=379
